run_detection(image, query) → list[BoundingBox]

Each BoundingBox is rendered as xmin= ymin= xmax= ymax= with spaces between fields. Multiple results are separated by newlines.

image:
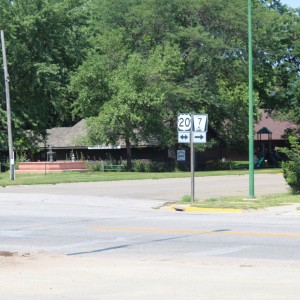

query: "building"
xmin=255 ymin=110 xmax=298 ymax=150
xmin=31 ymin=111 xmax=298 ymax=168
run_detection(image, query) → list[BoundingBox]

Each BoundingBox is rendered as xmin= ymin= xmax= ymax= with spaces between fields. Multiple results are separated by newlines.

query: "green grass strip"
xmin=0 ymin=168 xmax=281 ymax=187
xmin=190 ymin=194 xmax=300 ymax=210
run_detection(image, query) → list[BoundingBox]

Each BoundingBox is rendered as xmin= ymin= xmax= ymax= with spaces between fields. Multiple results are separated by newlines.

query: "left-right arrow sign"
xmin=178 ymin=131 xmax=190 ymax=143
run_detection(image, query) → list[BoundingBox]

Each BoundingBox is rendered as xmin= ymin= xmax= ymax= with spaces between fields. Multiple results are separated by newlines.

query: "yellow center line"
xmin=90 ymin=227 xmax=300 ymax=239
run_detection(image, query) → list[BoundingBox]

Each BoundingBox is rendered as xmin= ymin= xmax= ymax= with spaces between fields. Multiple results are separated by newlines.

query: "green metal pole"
xmin=248 ymin=0 xmax=255 ymax=199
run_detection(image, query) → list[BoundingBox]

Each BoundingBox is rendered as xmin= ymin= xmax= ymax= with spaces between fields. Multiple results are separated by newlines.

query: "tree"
xmin=0 ymin=0 xmax=90 ymax=154
xmin=254 ymin=2 xmax=300 ymax=124
xmin=76 ymin=44 xmax=184 ymax=170
xmin=72 ymin=0 xmax=299 ymax=156
xmin=0 ymin=0 xmax=282 ymax=166
xmin=276 ymin=8 xmax=300 ymax=124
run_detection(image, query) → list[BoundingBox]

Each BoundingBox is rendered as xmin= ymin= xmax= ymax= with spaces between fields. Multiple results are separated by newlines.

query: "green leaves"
xmin=0 ymin=0 xmax=90 ymax=153
xmin=1 ymin=0 xmax=299 ymax=159
xmin=69 ymin=0 xmax=300 ymax=160
xmin=278 ymin=136 xmax=300 ymax=193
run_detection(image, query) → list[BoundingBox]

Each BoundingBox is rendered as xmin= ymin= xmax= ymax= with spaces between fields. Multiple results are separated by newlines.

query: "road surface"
xmin=1 ymin=173 xmax=300 ymax=299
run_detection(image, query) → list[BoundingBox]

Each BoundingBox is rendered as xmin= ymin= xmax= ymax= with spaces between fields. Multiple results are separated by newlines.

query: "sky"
xmin=280 ymin=0 xmax=299 ymax=8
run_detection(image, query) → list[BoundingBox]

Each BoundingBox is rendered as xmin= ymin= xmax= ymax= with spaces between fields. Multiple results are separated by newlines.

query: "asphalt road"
xmin=1 ymin=173 xmax=300 ymax=299
xmin=0 ymin=173 xmax=289 ymax=201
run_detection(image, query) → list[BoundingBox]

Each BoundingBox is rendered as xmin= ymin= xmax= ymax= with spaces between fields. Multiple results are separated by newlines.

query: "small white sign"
xmin=178 ymin=131 xmax=190 ymax=143
xmin=177 ymin=114 xmax=192 ymax=131
xmin=88 ymin=145 xmax=121 ymax=150
xmin=193 ymin=114 xmax=208 ymax=132
xmin=192 ymin=132 xmax=207 ymax=143
xmin=177 ymin=150 xmax=186 ymax=161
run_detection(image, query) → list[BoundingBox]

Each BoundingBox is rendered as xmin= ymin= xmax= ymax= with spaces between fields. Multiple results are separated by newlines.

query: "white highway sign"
xmin=192 ymin=132 xmax=206 ymax=143
xmin=177 ymin=114 xmax=192 ymax=131
xmin=178 ymin=132 xmax=190 ymax=143
xmin=193 ymin=114 xmax=208 ymax=132
xmin=177 ymin=113 xmax=208 ymax=143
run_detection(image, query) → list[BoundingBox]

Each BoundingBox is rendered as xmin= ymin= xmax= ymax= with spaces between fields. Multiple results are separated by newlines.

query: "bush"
xmin=86 ymin=160 xmax=125 ymax=172
xmin=132 ymin=160 xmax=145 ymax=172
xmin=132 ymin=160 xmax=172 ymax=172
xmin=205 ymin=160 xmax=232 ymax=171
xmin=277 ymin=136 xmax=300 ymax=194
xmin=0 ymin=159 xmax=9 ymax=172
xmin=86 ymin=161 xmax=103 ymax=171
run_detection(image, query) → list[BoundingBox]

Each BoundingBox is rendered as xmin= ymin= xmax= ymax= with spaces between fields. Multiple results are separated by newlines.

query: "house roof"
xmin=43 ymin=111 xmax=296 ymax=148
xmin=42 ymin=119 xmax=155 ymax=149
xmin=42 ymin=119 xmax=87 ymax=149
xmin=254 ymin=111 xmax=297 ymax=141
xmin=257 ymin=126 xmax=272 ymax=135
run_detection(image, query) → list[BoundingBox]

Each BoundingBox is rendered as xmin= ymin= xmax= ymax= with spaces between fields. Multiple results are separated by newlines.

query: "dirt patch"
xmin=0 ymin=251 xmax=16 ymax=257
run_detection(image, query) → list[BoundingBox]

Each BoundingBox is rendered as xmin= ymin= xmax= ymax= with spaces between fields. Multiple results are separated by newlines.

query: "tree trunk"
xmin=168 ymin=144 xmax=178 ymax=170
xmin=125 ymin=135 xmax=132 ymax=171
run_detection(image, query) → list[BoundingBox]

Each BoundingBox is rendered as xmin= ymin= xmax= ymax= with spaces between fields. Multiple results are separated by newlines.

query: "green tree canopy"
xmin=1 ymin=0 xmax=299 ymax=160
xmin=70 ymin=0 xmax=299 ymax=158
xmin=0 ymin=0 xmax=90 ymax=152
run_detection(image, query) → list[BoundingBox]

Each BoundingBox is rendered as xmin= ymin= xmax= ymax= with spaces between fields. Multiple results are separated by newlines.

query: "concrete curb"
xmin=168 ymin=204 xmax=241 ymax=213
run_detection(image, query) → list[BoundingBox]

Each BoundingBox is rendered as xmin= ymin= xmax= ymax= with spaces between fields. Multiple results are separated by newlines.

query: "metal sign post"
xmin=190 ymin=126 xmax=195 ymax=203
xmin=178 ymin=113 xmax=208 ymax=203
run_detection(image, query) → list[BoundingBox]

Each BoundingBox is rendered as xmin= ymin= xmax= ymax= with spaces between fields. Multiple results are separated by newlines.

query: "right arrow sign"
xmin=192 ymin=131 xmax=206 ymax=143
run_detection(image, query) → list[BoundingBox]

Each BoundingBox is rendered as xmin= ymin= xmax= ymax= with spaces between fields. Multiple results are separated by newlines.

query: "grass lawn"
xmin=188 ymin=194 xmax=300 ymax=210
xmin=0 ymin=168 xmax=281 ymax=187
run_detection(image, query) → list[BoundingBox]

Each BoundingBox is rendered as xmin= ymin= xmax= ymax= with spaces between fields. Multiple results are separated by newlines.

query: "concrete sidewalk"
xmin=1 ymin=252 xmax=300 ymax=300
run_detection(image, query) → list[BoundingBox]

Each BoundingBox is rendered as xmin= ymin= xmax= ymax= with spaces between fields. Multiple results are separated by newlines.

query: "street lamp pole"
xmin=248 ymin=0 xmax=255 ymax=198
xmin=1 ymin=30 xmax=15 ymax=180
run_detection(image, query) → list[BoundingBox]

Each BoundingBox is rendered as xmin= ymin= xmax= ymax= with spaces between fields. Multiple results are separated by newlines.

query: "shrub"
xmin=205 ymin=160 xmax=231 ymax=171
xmin=158 ymin=162 xmax=169 ymax=172
xmin=86 ymin=160 xmax=125 ymax=172
xmin=86 ymin=161 xmax=103 ymax=171
xmin=132 ymin=160 xmax=145 ymax=172
xmin=132 ymin=160 xmax=171 ymax=172
xmin=277 ymin=136 xmax=300 ymax=194
xmin=0 ymin=159 xmax=9 ymax=172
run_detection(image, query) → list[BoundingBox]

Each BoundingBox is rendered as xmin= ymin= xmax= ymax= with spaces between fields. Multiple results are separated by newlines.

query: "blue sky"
xmin=280 ymin=0 xmax=299 ymax=8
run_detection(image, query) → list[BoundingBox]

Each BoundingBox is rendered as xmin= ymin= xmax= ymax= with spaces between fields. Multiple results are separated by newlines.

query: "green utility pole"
xmin=248 ymin=0 xmax=255 ymax=198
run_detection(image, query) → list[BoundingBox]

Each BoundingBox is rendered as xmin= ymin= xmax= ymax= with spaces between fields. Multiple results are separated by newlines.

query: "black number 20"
xmin=178 ymin=116 xmax=191 ymax=129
